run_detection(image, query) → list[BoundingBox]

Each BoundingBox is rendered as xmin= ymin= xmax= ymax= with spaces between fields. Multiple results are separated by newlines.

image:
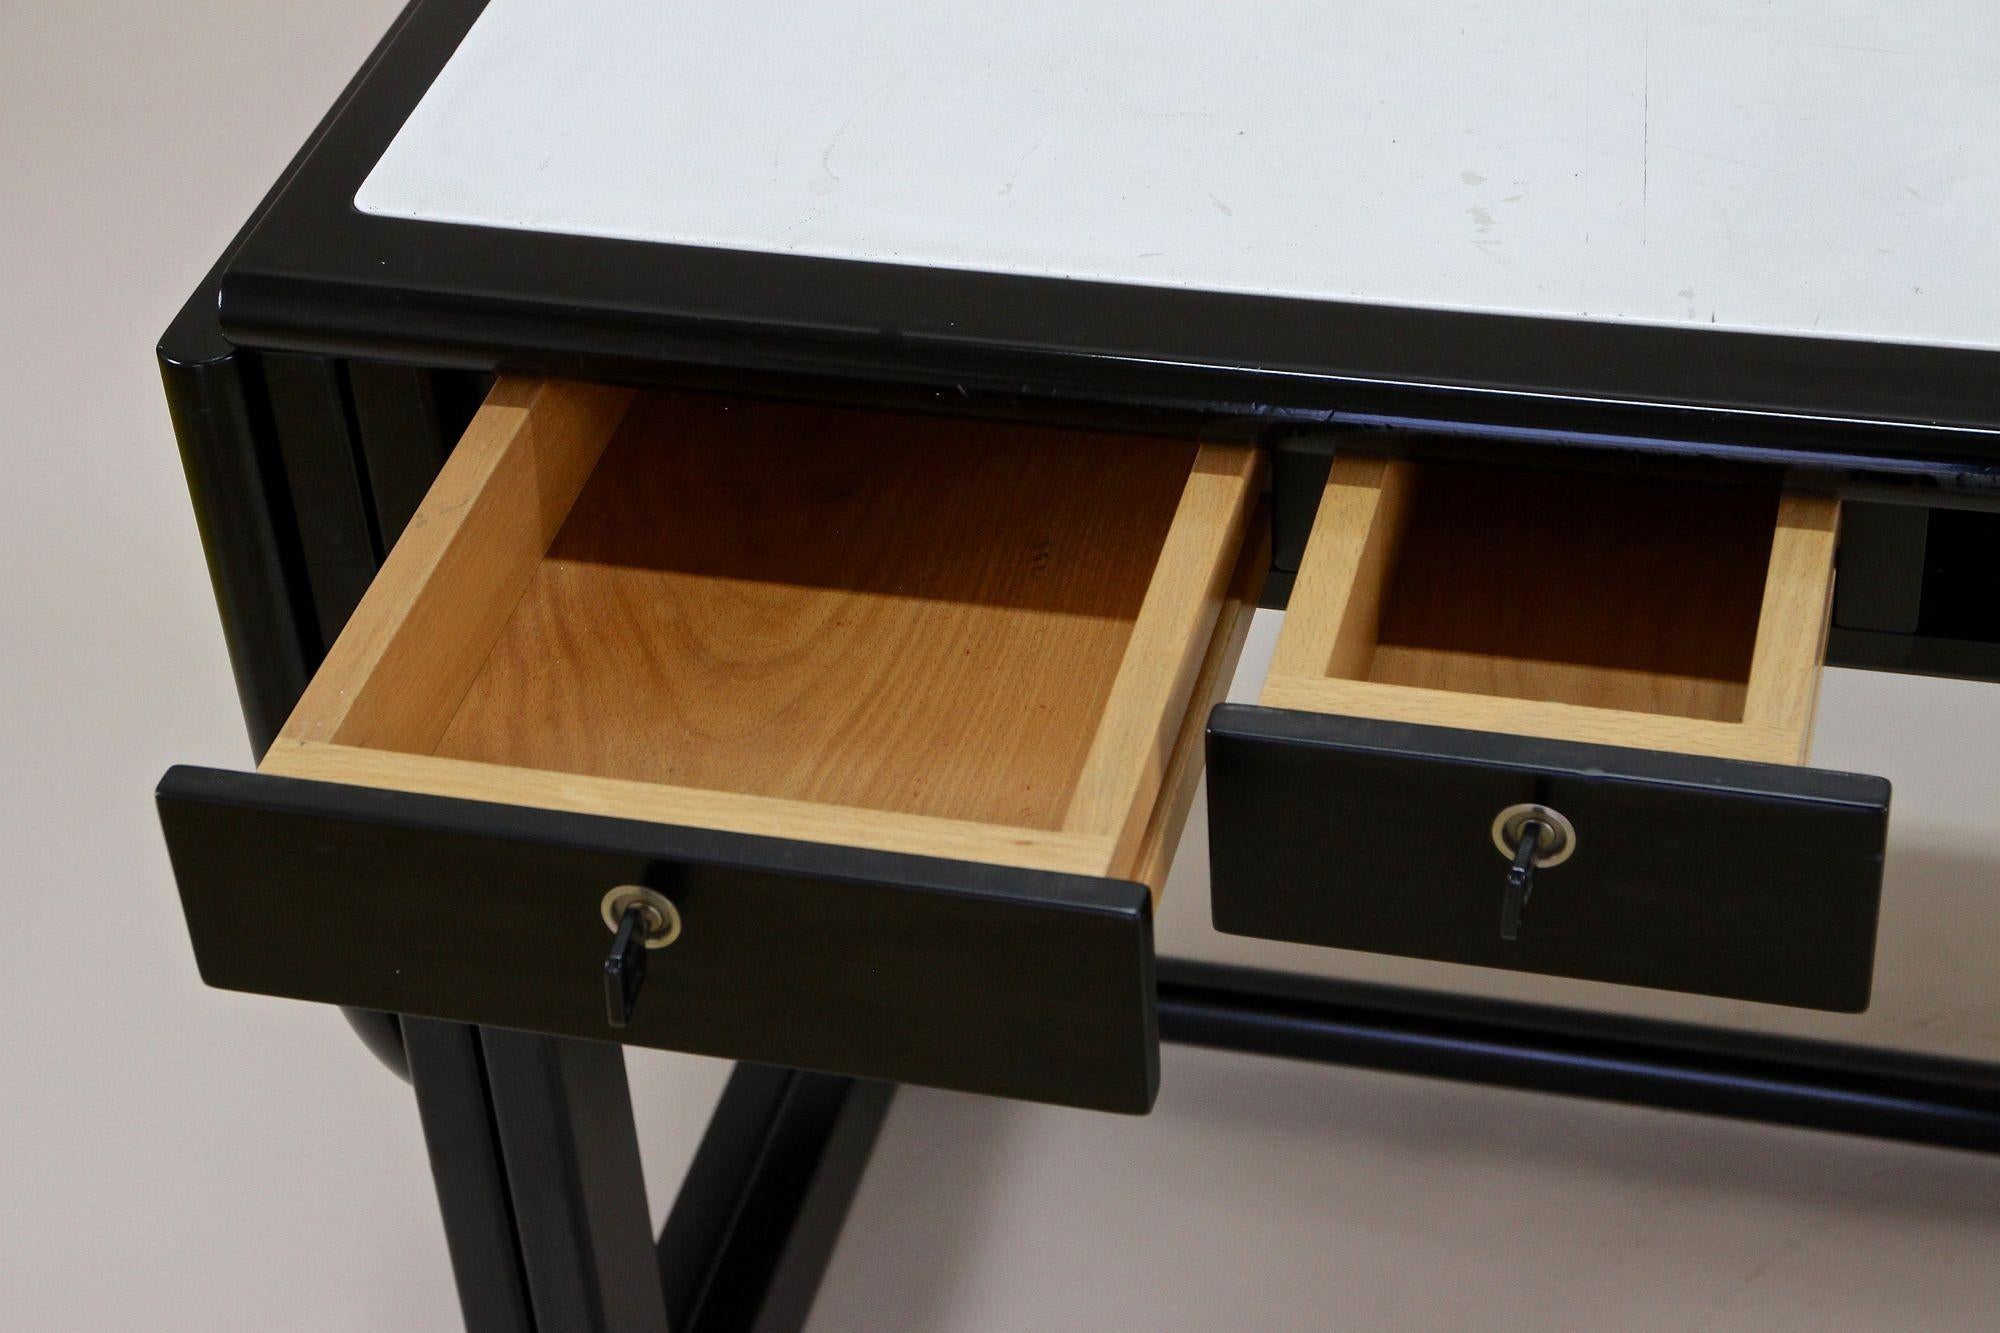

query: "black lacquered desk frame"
xmin=162 ymin=1 xmax=2000 ymax=1326
xmin=165 ymin=278 xmax=2000 ymax=1333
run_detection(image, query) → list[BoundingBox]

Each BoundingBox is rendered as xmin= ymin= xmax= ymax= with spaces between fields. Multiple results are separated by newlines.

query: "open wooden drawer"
xmin=1209 ymin=455 xmax=1891 ymax=1011
xmin=159 ymin=378 xmax=1265 ymax=1112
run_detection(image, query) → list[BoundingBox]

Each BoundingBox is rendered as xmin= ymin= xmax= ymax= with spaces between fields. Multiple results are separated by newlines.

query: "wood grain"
xmin=1126 ymin=503 xmax=1269 ymax=898
xmin=428 ymin=391 xmax=1213 ymax=830
xmin=261 ymin=740 xmax=1118 ymax=876
xmin=1741 ymin=491 xmax=1841 ymax=762
xmin=270 ymin=377 xmax=1262 ymax=881
xmin=274 ymin=376 xmax=636 ymax=752
xmin=1064 ymin=442 xmax=1263 ymax=868
xmin=1265 ymin=453 xmax=1837 ymax=763
xmin=1259 ymin=675 xmax=1807 ymax=764
xmin=1267 ymin=456 xmax=1414 ymax=681
xmin=1365 ymin=462 xmax=1773 ymax=720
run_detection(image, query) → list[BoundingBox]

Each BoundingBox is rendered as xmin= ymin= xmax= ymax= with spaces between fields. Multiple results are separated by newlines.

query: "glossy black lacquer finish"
xmin=1206 ymin=706 xmax=1890 ymax=1011
xmin=479 ymin=1031 xmax=669 ymax=1332
xmin=402 ymin=1020 xmax=535 ymax=1331
xmin=216 ymin=0 xmax=2000 ymax=490
xmin=1828 ymin=502 xmax=2000 ymax=683
xmin=660 ymin=1066 xmax=894 ymax=1331
xmin=158 ymin=336 xmax=312 ymax=756
xmin=156 ymin=766 xmax=1158 ymax=1112
xmin=155 ymin=0 xmax=440 ymax=754
xmin=1158 ymin=961 xmax=2000 ymax=1155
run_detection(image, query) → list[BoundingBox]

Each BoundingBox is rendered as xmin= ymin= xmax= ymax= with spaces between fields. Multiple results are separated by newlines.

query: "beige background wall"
xmin=2 ymin=3 xmax=1995 ymax=1328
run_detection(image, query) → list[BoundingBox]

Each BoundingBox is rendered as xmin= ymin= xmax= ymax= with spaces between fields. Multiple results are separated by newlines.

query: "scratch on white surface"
xmin=1642 ymin=4 xmax=1651 ymax=245
xmin=999 ymin=132 xmax=1048 ymax=197
xmin=1580 ymin=4 xmax=1594 ymax=232
xmin=769 ymin=208 xmax=828 ymax=243
xmin=1800 ymin=40 xmax=1917 ymax=57
xmin=817 ymin=65 xmax=915 ymax=190
xmin=1653 ymin=141 xmax=1784 ymax=175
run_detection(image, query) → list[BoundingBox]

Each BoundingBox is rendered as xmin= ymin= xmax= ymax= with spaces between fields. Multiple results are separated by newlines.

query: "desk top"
xmin=215 ymin=0 xmax=2000 ymax=480
xmin=360 ymin=0 xmax=1998 ymax=354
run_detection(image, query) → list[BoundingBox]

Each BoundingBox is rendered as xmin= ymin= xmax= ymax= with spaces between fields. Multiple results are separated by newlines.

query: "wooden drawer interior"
xmin=260 ymin=378 xmax=1262 ymax=892
xmin=1263 ymin=456 xmax=1837 ymax=764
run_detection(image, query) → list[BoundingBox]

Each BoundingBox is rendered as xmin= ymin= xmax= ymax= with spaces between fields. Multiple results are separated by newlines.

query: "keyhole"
xmin=1490 ymin=804 xmax=1575 ymax=941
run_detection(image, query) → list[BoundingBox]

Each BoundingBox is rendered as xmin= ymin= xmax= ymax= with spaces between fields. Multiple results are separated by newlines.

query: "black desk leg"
xmin=658 ymin=1067 xmax=894 ymax=1332
xmin=405 ymin=1019 xmax=534 ymax=1332
xmin=409 ymin=1023 xmax=891 ymax=1331
xmin=480 ymin=1030 xmax=672 ymax=1333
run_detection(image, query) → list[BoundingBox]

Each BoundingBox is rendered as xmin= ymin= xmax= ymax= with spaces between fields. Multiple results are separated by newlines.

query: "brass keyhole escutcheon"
xmin=1490 ymin=804 xmax=1576 ymax=868
xmin=1491 ymin=804 xmax=1575 ymax=942
xmin=600 ymin=886 xmax=680 ymax=1029
xmin=600 ymin=884 xmax=681 ymax=948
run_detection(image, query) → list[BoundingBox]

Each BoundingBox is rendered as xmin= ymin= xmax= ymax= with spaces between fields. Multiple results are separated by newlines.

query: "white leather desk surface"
xmin=359 ymin=0 xmax=1998 ymax=350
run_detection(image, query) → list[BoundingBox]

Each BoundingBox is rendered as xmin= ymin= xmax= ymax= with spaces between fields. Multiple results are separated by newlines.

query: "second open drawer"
xmin=1210 ymin=454 xmax=1891 ymax=1011
xmin=160 ymin=378 xmax=1266 ymax=1112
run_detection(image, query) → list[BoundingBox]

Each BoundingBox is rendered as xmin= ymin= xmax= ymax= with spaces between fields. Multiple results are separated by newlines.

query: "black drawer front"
xmin=158 ymin=767 xmax=1157 ymax=1112
xmin=1206 ymin=706 xmax=1890 ymax=1012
